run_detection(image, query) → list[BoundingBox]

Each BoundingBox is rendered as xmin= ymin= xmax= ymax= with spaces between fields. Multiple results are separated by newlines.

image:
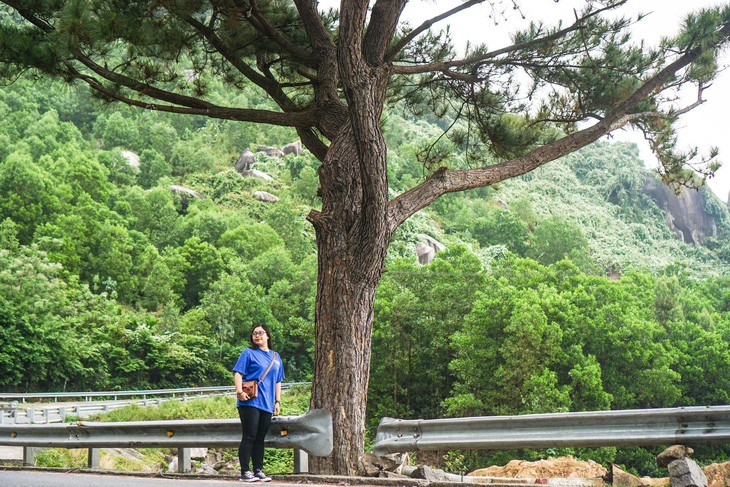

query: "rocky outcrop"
xmin=253 ymin=191 xmax=278 ymax=202
xmin=415 ymin=234 xmax=446 ymax=265
xmin=642 ymin=176 xmax=716 ymax=245
xmin=235 ymin=149 xmax=256 ymax=172
xmin=257 ymin=145 xmax=284 ymax=158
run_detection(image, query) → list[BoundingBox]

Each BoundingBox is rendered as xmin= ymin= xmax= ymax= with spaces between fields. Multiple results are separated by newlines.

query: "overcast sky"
xmin=321 ymin=1 xmax=730 ymax=202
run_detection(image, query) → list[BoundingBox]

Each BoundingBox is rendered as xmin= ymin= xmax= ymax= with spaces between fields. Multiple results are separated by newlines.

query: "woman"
xmin=233 ymin=324 xmax=284 ymax=482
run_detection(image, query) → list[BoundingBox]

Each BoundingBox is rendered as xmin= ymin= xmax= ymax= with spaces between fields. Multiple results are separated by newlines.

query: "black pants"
xmin=238 ymin=406 xmax=272 ymax=472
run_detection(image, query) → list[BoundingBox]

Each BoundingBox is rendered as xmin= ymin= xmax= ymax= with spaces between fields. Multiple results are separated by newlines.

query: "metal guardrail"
xmin=0 ymin=408 xmax=331 ymax=473
xmin=0 ymin=382 xmax=309 ymax=425
xmin=373 ymin=405 xmax=730 ymax=456
xmin=0 ymin=382 xmax=309 ymax=403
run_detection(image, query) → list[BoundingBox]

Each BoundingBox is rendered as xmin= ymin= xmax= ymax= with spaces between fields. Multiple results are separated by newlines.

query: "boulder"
xmin=412 ymin=465 xmax=462 ymax=482
xmin=257 ymin=145 xmax=284 ymax=158
xmin=240 ymin=169 xmax=274 ymax=181
xmin=235 ymin=149 xmax=256 ymax=172
xmin=658 ymin=446 xmax=694 ymax=468
xmin=197 ymin=464 xmax=217 ymax=475
xmin=357 ymin=452 xmax=397 ymax=477
xmin=169 ymin=185 xmax=204 ymax=210
xmin=282 ymin=140 xmax=302 ymax=156
xmin=190 ymin=448 xmax=207 ymax=459
xmin=610 ymin=463 xmax=644 ymax=487
xmin=253 ymin=191 xmax=279 ymax=203
xmin=121 ymin=150 xmax=140 ymax=170
xmin=415 ymin=242 xmax=435 ymax=265
xmin=668 ymin=458 xmax=707 ymax=487
xmin=642 ymin=176 xmax=717 ymax=245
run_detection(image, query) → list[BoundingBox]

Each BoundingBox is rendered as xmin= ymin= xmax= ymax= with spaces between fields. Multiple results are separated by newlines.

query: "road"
xmin=0 ymin=470 xmax=353 ymax=486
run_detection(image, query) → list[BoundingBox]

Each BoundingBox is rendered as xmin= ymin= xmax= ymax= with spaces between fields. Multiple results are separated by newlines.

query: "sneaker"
xmin=240 ymin=470 xmax=259 ymax=482
xmin=253 ymin=470 xmax=272 ymax=482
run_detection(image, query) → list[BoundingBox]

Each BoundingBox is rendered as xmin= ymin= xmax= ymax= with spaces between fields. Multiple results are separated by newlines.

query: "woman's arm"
xmin=234 ymin=371 xmax=250 ymax=401
xmin=274 ymin=381 xmax=282 ymax=416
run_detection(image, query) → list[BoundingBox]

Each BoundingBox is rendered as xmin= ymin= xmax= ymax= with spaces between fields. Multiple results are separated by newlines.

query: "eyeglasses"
xmin=252 ymin=331 xmax=267 ymax=337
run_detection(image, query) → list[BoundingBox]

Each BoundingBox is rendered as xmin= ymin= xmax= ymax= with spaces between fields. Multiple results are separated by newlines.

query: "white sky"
xmin=321 ymin=0 xmax=730 ymax=202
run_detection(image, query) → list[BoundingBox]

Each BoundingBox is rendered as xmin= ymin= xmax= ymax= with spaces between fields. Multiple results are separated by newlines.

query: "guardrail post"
xmin=178 ymin=448 xmax=191 ymax=473
xmin=23 ymin=447 xmax=34 ymax=466
xmin=59 ymin=407 xmax=66 ymax=422
xmin=27 ymin=408 xmax=35 ymax=423
xmin=293 ymin=448 xmax=308 ymax=473
xmin=42 ymin=408 xmax=50 ymax=424
xmin=88 ymin=448 xmax=101 ymax=469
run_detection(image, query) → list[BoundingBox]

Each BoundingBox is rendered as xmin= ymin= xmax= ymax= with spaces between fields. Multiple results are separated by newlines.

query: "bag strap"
xmin=258 ymin=351 xmax=276 ymax=383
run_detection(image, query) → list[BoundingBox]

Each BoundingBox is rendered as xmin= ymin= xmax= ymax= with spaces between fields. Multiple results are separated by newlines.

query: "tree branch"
xmin=243 ymin=0 xmax=316 ymax=66
xmin=364 ymin=0 xmax=408 ymax=65
xmin=387 ymin=26 xmax=729 ymax=232
xmin=70 ymin=58 xmax=316 ymax=127
xmin=391 ymin=0 xmax=627 ymax=76
xmin=386 ymin=0 xmax=485 ymax=61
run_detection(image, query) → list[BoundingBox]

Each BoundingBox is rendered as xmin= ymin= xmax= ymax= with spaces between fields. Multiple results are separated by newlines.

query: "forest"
xmin=1 ymin=73 xmax=730 ymax=474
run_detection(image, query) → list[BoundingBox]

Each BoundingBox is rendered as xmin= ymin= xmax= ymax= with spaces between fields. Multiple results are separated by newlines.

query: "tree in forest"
xmin=1 ymin=0 xmax=729 ymax=474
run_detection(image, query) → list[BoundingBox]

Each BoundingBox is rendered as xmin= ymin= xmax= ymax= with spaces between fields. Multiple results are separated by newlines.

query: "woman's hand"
xmin=237 ymin=391 xmax=249 ymax=401
xmin=274 ymin=401 xmax=280 ymax=416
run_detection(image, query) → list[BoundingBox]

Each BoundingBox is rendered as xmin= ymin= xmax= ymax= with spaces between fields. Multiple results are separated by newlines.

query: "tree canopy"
xmin=1 ymin=0 xmax=730 ymax=475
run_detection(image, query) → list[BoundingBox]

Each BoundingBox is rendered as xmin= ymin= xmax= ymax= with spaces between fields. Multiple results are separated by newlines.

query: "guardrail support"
xmin=178 ymin=447 xmax=191 ymax=473
xmin=23 ymin=446 xmax=34 ymax=466
xmin=88 ymin=448 xmax=101 ymax=469
xmin=293 ymin=448 xmax=308 ymax=473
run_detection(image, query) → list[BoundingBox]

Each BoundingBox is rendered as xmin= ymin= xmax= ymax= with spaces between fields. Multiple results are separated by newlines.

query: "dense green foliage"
xmin=1 ymin=75 xmax=730 ymax=474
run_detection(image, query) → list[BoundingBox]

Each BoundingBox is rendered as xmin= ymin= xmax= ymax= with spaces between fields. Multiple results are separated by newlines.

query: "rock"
xmin=610 ymin=463 xmax=644 ymax=487
xmin=415 ymin=234 xmax=446 ymax=265
xmin=497 ymin=198 xmax=509 ymax=210
xmin=235 ymin=149 xmax=256 ymax=172
xmin=253 ymin=191 xmax=279 ymax=202
xmin=702 ymin=461 xmax=730 ymax=487
xmin=197 ymin=464 xmax=217 ymax=475
xmin=668 ymin=458 xmax=707 ymax=487
xmin=380 ymin=471 xmax=411 ymax=479
xmin=240 ymin=169 xmax=274 ymax=181
xmin=168 ymin=456 xmax=178 ymax=472
xmin=357 ymin=452 xmax=391 ymax=477
xmin=169 ymin=185 xmax=204 ymax=211
xmin=642 ymin=477 xmax=671 ymax=486
xmin=257 ymin=146 xmax=284 ymax=158
xmin=282 ymin=140 xmax=302 ymax=156
xmin=658 ymin=446 xmax=695 ymax=468
xmin=642 ymin=176 xmax=717 ymax=245
xmin=190 ymin=448 xmax=207 ymax=459
xmin=415 ymin=242 xmax=435 ymax=265
xmin=121 ymin=150 xmax=140 ymax=170
xmin=412 ymin=465 xmax=462 ymax=482
xmin=469 ymin=456 xmax=608 ymax=479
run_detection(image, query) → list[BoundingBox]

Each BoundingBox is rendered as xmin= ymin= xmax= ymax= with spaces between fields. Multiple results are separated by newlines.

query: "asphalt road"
xmin=0 ymin=470 xmax=315 ymax=486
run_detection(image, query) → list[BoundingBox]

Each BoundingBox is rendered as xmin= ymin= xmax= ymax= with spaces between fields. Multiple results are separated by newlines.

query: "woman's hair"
xmin=249 ymin=324 xmax=273 ymax=350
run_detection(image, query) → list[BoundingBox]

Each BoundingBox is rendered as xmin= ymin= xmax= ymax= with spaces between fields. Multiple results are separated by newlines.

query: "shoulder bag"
xmin=241 ymin=351 xmax=276 ymax=399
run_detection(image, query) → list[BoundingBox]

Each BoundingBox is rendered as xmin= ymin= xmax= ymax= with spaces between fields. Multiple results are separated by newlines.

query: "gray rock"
xmin=415 ymin=242 xmax=436 ymax=265
xmin=240 ymin=169 xmax=274 ymax=181
xmin=411 ymin=465 xmax=462 ymax=482
xmin=253 ymin=191 xmax=279 ymax=202
xmin=643 ymin=176 xmax=717 ymax=245
xmin=282 ymin=140 xmax=302 ymax=156
xmin=668 ymin=458 xmax=707 ymax=487
xmin=610 ymin=463 xmax=644 ymax=487
xmin=190 ymin=447 xmax=207 ymax=459
xmin=257 ymin=146 xmax=284 ymax=158
xmin=235 ymin=149 xmax=256 ymax=172
xmin=168 ymin=456 xmax=178 ymax=472
xmin=658 ymin=445 xmax=695 ymax=468
xmin=197 ymin=464 xmax=217 ymax=475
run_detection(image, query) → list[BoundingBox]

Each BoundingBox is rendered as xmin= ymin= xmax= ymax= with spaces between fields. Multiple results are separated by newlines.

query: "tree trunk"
xmin=307 ymin=115 xmax=390 ymax=474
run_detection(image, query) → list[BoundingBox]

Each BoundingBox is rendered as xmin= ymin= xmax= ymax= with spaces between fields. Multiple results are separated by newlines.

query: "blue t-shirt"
xmin=232 ymin=347 xmax=285 ymax=413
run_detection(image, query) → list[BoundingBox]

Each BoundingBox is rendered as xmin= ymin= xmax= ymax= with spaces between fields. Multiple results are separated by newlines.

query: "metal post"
xmin=178 ymin=447 xmax=191 ymax=473
xmin=88 ymin=448 xmax=101 ymax=469
xmin=293 ymin=448 xmax=309 ymax=473
xmin=27 ymin=408 xmax=34 ymax=423
xmin=23 ymin=447 xmax=34 ymax=466
xmin=59 ymin=406 xmax=66 ymax=422
xmin=42 ymin=408 xmax=49 ymax=423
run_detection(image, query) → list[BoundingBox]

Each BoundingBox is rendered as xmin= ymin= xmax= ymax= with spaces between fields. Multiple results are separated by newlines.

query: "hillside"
xmin=2 ymin=76 xmax=730 ymax=474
